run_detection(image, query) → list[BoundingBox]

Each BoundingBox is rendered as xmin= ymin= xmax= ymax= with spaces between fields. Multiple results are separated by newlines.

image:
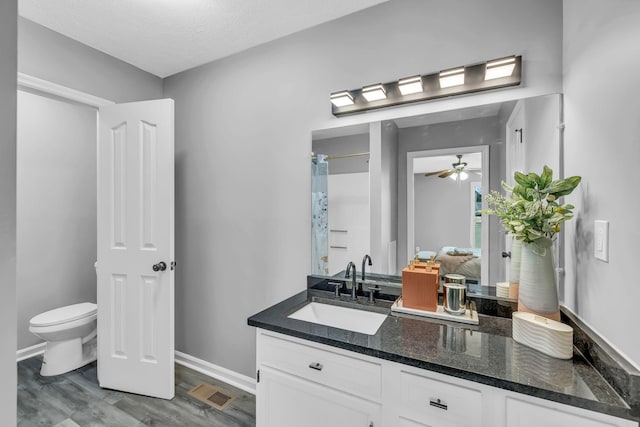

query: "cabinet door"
xmin=505 ymin=396 xmax=636 ymax=427
xmin=257 ymin=366 xmax=381 ymax=427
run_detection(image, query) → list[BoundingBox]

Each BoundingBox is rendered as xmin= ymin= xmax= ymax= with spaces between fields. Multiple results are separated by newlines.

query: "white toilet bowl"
xmin=29 ymin=302 xmax=97 ymax=376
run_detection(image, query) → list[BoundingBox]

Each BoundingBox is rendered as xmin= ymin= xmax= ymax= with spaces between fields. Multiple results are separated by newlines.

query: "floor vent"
xmin=188 ymin=383 xmax=236 ymax=410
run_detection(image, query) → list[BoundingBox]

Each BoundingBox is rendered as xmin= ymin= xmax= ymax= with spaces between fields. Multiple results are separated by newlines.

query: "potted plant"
xmin=484 ymin=166 xmax=581 ymax=320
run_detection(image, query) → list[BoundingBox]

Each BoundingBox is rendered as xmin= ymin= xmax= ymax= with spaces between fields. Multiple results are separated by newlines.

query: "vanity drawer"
xmin=504 ymin=395 xmax=637 ymax=427
xmin=399 ymin=370 xmax=483 ymax=427
xmin=258 ymin=331 xmax=382 ymax=402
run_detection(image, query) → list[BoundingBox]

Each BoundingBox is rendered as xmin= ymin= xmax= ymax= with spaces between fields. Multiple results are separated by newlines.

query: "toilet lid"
xmin=30 ymin=302 xmax=97 ymax=327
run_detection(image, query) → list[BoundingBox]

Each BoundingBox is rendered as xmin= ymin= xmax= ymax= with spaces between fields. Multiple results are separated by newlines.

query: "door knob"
xmin=501 ymin=251 xmax=511 ymax=259
xmin=152 ymin=261 xmax=167 ymax=272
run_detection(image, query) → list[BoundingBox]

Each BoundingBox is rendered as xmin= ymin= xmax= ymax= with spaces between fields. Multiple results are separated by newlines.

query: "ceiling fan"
xmin=424 ymin=154 xmax=481 ymax=179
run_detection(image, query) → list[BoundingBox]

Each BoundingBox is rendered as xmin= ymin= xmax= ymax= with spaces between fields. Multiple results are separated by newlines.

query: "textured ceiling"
xmin=19 ymin=0 xmax=388 ymax=78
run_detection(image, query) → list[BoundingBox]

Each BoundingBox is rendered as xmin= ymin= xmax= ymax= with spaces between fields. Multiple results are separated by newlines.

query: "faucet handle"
xmin=328 ymin=281 xmax=342 ymax=298
xmin=367 ymin=286 xmax=381 ymax=304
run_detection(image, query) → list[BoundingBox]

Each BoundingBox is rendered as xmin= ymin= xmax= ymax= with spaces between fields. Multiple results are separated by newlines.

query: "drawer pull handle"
xmin=308 ymin=362 xmax=323 ymax=371
xmin=429 ymin=398 xmax=448 ymax=411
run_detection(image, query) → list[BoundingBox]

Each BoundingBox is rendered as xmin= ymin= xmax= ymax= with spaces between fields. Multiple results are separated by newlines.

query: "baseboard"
xmin=17 ymin=344 xmax=257 ymax=395
xmin=16 ymin=342 xmax=45 ymax=362
xmin=174 ymin=351 xmax=256 ymax=395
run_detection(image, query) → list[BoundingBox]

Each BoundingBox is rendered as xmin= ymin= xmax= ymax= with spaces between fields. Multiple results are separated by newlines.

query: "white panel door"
xmin=504 ymin=100 xmax=525 ymax=282
xmin=97 ymin=99 xmax=175 ymax=399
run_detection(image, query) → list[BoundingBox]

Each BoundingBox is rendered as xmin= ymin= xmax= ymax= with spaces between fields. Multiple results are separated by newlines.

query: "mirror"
xmin=407 ymin=145 xmax=489 ymax=285
xmin=311 ymin=94 xmax=562 ymax=291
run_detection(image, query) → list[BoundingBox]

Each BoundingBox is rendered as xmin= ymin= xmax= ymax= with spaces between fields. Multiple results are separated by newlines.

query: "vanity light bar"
xmin=362 ymin=84 xmax=387 ymax=101
xmin=485 ymin=56 xmax=517 ymax=80
xmin=330 ymin=90 xmax=355 ymax=107
xmin=439 ymin=67 xmax=465 ymax=89
xmin=398 ymin=75 xmax=423 ymax=95
xmin=330 ymin=55 xmax=521 ymax=116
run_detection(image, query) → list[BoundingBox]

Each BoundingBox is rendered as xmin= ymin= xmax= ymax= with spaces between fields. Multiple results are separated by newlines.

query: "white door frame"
xmin=407 ymin=145 xmax=489 ymax=286
xmin=505 ymin=100 xmax=525 ymax=281
xmin=18 ymin=73 xmax=115 ymax=108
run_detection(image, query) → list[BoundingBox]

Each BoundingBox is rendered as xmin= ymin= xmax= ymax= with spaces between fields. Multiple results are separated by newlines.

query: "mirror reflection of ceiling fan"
xmin=424 ymin=154 xmax=481 ymax=180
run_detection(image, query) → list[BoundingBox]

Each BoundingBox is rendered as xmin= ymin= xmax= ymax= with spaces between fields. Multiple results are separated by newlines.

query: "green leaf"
xmin=546 ymin=176 xmax=582 ymax=197
xmin=514 ymin=172 xmax=534 ymax=188
xmin=540 ymin=166 xmax=553 ymax=190
xmin=527 ymin=173 xmax=541 ymax=187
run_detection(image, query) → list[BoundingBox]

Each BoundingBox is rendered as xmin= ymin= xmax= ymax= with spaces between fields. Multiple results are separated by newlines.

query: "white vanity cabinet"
xmin=256 ymin=330 xmax=382 ymax=427
xmin=387 ymin=365 xmax=485 ymax=427
xmin=499 ymin=391 xmax=638 ymax=427
xmin=255 ymin=329 xmax=638 ymax=427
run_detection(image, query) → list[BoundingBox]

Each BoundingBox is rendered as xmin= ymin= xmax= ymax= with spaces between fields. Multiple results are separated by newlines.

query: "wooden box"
xmin=414 ymin=261 xmax=441 ymax=276
xmin=402 ymin=267 xmax=439 ymax=311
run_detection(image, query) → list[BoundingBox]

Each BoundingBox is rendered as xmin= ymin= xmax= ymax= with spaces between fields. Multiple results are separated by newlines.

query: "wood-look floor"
xmin=17 ymin=356 xmax=256 ymax=427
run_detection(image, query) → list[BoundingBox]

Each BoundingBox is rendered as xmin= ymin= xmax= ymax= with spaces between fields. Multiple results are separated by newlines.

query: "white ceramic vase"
xmin=518 ymin=241 xmax=560 ymax=321
xmin=509 ymin=237 xmax=523 ymax=299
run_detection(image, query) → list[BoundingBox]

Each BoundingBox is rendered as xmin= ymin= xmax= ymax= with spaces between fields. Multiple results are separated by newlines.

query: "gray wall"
xmin=312 ymin=134 xmax=370 ymax=174
xmin=15 ymin=18 xmax=163 ymax=353
xmin=380 ymin=121 xmax=399 ymax=273
xmin=163 ymin=0 xmax=563 ymax=377
xmin=17 ymin=91 xmax=97 ymax=349
xmin=397 ymin=116 xmax=503 ymax=284
xmin=0 ymin=1 xmax=17 ymax=423
xmin=414 ymin=174 xmax=473 ymax=251
xmin=19 ymin=17 xmax=163 ymax=103
xmin=563 ymin=0 xmax=640 ymax=367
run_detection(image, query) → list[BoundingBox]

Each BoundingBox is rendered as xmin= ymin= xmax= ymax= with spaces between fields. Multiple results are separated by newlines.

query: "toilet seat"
xmin=30 ymin=302 xmax=97 ymax=327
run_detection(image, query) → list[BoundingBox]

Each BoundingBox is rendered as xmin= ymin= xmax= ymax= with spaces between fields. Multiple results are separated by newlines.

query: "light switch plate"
xmin=594 ymin=220 xmax=609 ymax=262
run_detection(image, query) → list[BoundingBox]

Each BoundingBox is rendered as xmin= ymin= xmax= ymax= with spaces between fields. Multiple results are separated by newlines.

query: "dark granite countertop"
xmin=248 ymin=288 xmax=639 ymax=423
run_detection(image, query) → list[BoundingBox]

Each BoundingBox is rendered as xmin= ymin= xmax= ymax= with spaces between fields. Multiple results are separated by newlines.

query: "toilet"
xmin=29 ymin=302 xmax=97 ymax=376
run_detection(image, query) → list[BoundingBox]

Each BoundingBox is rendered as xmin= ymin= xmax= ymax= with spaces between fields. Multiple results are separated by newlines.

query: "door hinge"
xmin=256 ymin=369 xmax=260 ymax=383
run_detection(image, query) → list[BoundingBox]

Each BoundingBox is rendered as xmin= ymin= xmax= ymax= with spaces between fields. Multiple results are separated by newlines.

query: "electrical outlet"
xmin=594 ymin=220 xmax=609 ymax=262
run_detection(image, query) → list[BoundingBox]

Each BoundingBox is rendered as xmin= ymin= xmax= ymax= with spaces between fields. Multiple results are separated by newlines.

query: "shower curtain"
xmin=311 ymin=155 xmax=328 ymax=275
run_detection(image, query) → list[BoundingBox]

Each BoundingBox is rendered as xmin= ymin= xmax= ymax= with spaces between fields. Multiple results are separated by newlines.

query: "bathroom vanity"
xmin=248 ymin=280 xmax=639 ymax=427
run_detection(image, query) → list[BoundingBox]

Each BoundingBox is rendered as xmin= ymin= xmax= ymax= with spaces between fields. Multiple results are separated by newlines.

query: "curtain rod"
xmin=312 ymin=152 xmax=369 ymax=161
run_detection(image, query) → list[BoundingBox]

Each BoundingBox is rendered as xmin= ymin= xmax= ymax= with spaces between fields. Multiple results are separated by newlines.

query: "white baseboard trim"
xmin=16 ymin=344 xmax=256 ymax=395
xmin=17 ymin=342 xmax=46 ymax=362
xmin=175 ymin=351 xmax=256 ymax=395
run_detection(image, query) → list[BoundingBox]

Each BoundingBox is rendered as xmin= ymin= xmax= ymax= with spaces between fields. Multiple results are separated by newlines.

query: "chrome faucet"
xmin=345 ymin=261 xmax=358 ymax=300
xmin=361 ymin=254 xmax=372 ymax=282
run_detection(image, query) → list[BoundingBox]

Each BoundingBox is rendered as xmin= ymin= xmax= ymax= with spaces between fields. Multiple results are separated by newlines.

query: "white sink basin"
xmin=288 ymin=302 xmax=387 ymax=335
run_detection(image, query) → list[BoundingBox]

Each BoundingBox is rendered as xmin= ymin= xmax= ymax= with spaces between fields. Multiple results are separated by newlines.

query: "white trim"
xmin=17 ymin=72 xmax=115 ymax=107
xmin=407 ymin=145 xmax=490 ymax=285
xmin=175 ymin=351 xmax=256 ymax=395
xmin=16 ymin=347 xmax=257 ymax=395
xmin=16 ymin=342 xmax=46 ymax=362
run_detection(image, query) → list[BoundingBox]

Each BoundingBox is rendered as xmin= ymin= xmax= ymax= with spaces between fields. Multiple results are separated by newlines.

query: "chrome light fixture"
xmin=485 ymin=56 xmax=517 ymax=80
xmin=398 ymin=75 xmax=423 ymax=95
xmin=330 ymin=90 xmax=354 ymax=107
xmin=330 ymin=55 xmax=522 ymax=116
xmin=362 ymin=84 xmax=387 ymax=102
xmin=449 ymin=170 xmax=469 ymax=181
xmin=439 ymin=67 xmax=465 ymax=89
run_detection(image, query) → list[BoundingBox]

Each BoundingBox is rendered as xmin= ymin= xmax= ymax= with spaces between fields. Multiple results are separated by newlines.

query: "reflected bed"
xmin=419 ymin=246 xmax=481 ymax=283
